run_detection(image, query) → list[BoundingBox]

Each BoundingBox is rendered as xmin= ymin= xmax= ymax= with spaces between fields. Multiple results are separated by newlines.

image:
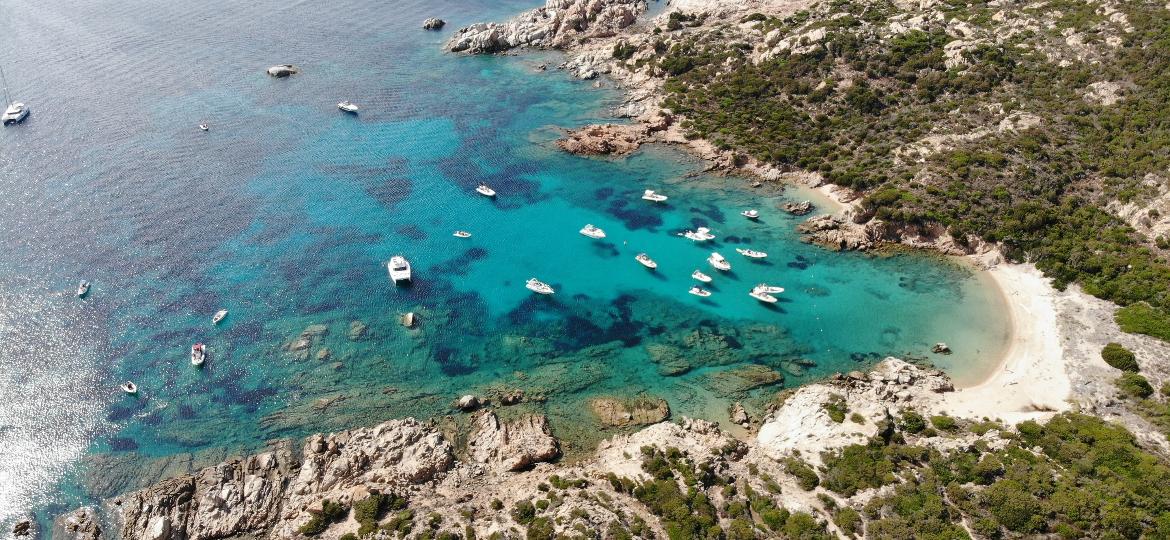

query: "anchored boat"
xmin=635 ymin=253 xmax=658 ymax=269
xmin=742 ymin=209 xmax=760 ymax=219
xmin=691 ymin=269 xmax=712 ymax=283
xmin=120 ymin=381 xmax=138 ymax=394
xmin=749 ymin=286 xmax=778 ymax=303
xmin=212 ymin=309 xmax=228 ymax=325
xmin=689 ymin=286 xmax=712 ymax=297
xmin=337 ymin=101 xmax=359 ymax=114
xmin=708 ymin=252 xmax=731 ymax=271
xmin=387 ymin=255 xmax=412 ymax=284
xmin=526 ymin=278 xmax=555 ymax=295
xmin=736 ymin=248 xmax=768 ymax=259
xmin=76 ymin=280 xmax=91 ymax=298
xmin=579 ymin=224 xmax=606 ymax=239
xmin=476 ymin=184 xmax=496 ymax=198
xmin=190 ymin=343 xmax=206 ymax=367
xmin=641 ymin=189 xmax=668 ymax=202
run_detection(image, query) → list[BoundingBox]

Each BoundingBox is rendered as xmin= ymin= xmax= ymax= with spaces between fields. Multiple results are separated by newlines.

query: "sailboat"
xmin=1 ymin=64 xmax=29 ymax=126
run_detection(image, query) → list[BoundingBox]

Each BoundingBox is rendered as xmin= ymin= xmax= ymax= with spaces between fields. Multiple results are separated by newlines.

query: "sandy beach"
xmin=937 ymin=261 xmax=1073 ymax=423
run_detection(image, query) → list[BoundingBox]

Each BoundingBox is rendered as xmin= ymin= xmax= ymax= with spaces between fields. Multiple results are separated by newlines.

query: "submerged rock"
xmin=703 ymin=365 xmax=784 ymax=397
xmin=467 ymin=411 xmax=560 ymax=472
xmin=932 ymin=342 xmax=952 ymax=354
xmin=422 ymin=17 xmax=446 ymax=30
xmin=347 ymin=320 xmax=368 ymax=340
xmin=590 ymin=396 xmax=670 ymax=426
xmin=53 ymin=508 xmax=102 ymax=540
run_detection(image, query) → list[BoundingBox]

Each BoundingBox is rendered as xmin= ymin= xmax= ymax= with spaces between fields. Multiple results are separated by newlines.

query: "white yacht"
xmin=641 ymin=189 xmax=668 ymax=203
xmin=579 ymin=224 xmax=606 ymax=239
xmin=76 ymin=281 xmax=91 ymax=298
xmin=337 ymin=101 xmax=359 ymax=113
xmin=635 ymin=253 xmax=658 ymax=269
xmin=476 ymin=184 xmax=497 ymax=198
xmin=198 ymin=123 xmax=209 ymax=131
xmin=190 ymin=343 xmax=206 ymax=367
xmin=387 ymin=255 xmax=412 ymax=284
xmin=736 ymin=248 xmax=768 ymax=259
xmin=1 ymin=65 xmax=28 ymax=126
xmin=212 ymin=309 xmax=228 ymax=325
xmin=526 ymin=278 xmax=555 ymax=295
xmin=708 ymin=252 xmax=731 ymax=271
xmin=758 ymin=284 xmax=785 ymax=294
xmin=749 ymin=286 xmax=778 ymax=303
xmin=453 ymin=230 xmax=472 ymax=238
xmin=120 ymin=381 xmax=138 ymax=394
xmin=742 ymin=209 xmax=760 ymax=219
xmin=689 ymin=286 xmax=712 ymax=298
xmin=691 ymin=269 xmax=712 ymax=283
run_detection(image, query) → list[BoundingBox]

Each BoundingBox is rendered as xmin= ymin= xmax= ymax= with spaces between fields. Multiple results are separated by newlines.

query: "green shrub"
xmin=299 ymin=499 xmax=349 ymax=536
xmin=833 ymin=507 xmax=863 ymax=537
xmin=850 ymin=412 xmax=866 ymax=424
xmin=340 ymin=534 xmax=357 ymax=540
xmin=526 ymin=517 xmax=555 ymax=540
xmin=1162 ymin=381 xmax=1170 ymax=397
xmin=1116 ymin=303 xmax=1170 ymax=341
xmin=511 ymin=500 xmax=536 ymax=525
xmin=1117 ymin=373 xmax=1155 ymax=399
xmin=612 ymin=42 xmax=637 ymax=60
xmin=823 ymin=394 xmax=849 ymax=423
xmin=1101 ymin=342 xmax=1140 ymax=371
xmin=930 ymin=415 xmax=959 ymax=432
xmin=784 ymin=458 xmax=820 ymax=491
xmin=900 ymin=411 xmax=927 ymax=434
xmin=381 ymin=510 xmax=414 ymax=537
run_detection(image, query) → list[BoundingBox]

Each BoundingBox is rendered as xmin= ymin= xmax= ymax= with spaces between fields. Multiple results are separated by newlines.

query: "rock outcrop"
xmin=796 ymin=214 xmax=885 ymax=251
xmin=445 ymin=0 xmax=646 ymax=54
xmin=52 ymin=508 xmax=103 ymax=540
xmin=556 ymin=123 xmax=647 ymax=155
xmin=467 ymin=411 xmax=561 ymax=472
xmin=422 ymin=17 xmax=446 ymax=30
xmin=781 ymin=200 xmax=815 ymax=215
xmin=590 ymin=396 xmax=671 ymax=426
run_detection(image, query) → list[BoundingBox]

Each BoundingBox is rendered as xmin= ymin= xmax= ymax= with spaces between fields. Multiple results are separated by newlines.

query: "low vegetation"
xmin=1101 ymin=342 xmax=1140 ymax=372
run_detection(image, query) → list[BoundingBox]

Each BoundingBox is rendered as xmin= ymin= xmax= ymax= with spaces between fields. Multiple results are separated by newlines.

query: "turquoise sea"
xmin=0 ymin=0 xmax=1010 ymax=531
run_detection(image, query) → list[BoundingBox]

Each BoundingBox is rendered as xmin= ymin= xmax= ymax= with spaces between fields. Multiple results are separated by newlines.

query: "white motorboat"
xmin=76 ymin=280 xmax=91 ymax=298
xmin=689 ymin=286 xmax=712 ymax=298
xmin=198 ymin=123 xmax=209 ymax=131
xmin=120 ymin=381 xmax=138 ymax=394
xmin=1 ymin=65 xmax=28 ymax=126
xmin=635 ymin=253 xmax=658 ymax=269
xmin=387 ymin=255 xmax=412 ymax=284
xmin=476 ymin=184 xmax=497 ymax=198
xmin=212 ymin=309 xmax=228 ymax=325
xmin=742 ymin=209 xmax=760 ymax=219
xmin=641 ymin=189 xmax=668 ymax=203
xmin=691 ymin=269 xmax=712 ymax=283
xmin=736 ymin=248 xmax=768 ymax=259
xmin=453 ymin=230 xmax=472 ymax=238
xmin=191 ymin=343 xmax=206 ymax=367
xmin=681 ymin=227 xmax=715 ymax=242
xmin=337 ymin=101 xmax=359 ymax=113
xmin=579 ymin=224 xmax=606 ymax=239
xmin=758 ymin=284 xmax=785 ymax=294
xmin=708 ymin=252 xmax=731 ymax=271
xmin=749 ymin=286 xmax=778 ymax=303
xmin=526 ymin=278 xmax=555 ymax=295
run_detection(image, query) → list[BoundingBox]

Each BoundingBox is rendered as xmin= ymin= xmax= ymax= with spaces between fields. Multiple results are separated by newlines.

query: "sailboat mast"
xmin=0 ymin=64 xmax=11 ymax=106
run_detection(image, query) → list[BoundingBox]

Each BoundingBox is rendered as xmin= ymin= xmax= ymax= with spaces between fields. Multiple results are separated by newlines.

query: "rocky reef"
xmin=445 ymin=0 xmax=646 ymax=54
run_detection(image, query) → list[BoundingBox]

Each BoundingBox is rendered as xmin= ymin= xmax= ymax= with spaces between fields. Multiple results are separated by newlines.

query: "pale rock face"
xmin=467 ymin=411 xmax=561 ymax=472
xmin=445 ymin=0 xmax=647 ymax=54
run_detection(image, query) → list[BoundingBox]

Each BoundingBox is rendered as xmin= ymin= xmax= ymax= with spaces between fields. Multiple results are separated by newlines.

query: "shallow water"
xmin=0 ymin=0 xmax=1009 ymax=529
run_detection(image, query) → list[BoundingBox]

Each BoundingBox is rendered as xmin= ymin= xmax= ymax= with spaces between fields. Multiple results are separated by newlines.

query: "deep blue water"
xmin=0 ymin=0 xmax=1009 ymax=530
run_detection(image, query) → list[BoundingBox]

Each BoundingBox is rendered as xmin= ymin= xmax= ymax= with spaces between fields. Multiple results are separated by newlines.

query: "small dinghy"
xmin=387 ymin=255 xmax=412 ymax=284
xmin=120 ymin=381 xmax=138 ymax=394
xmin=579 ymin=224 xmax=606 ymax=239
xmin=337 ymin=101 xmax=359 ymax=114
xmin=692 ymin=269 xmax=712 ymax=283
xmin=476 ymin=184 xmax=497 ymax=198
xmin=708 ymin=252 xmax=731 ymax=272
xmin=641 ymin=189 xmax=668 ymax=203
xmin=198 ymin=123 xmax=209 ymax=131
xmin=76 ymin=280 xmax=91 ymax=298
xmin=689 ymin=286 xmax=712 ymax=298
xmin=757 ymin=284 xmax=785 ymax=294
xmin=526 ymin=278 xmax=555 ymax=295
xmin=742 ymin=209 xmax=760 ymax=219
xmin=635 ymin=253 xmax=658 ymax=269
xmin=736 ymin=248 xmax=768 ymax=259
xmin=749 ymin=285 xmax=778 ymax=303
xmin=212 ymin=309 xmax=228 ymax=325
xmin=453 ymin=230 xmax=472 ymax=238
xmin=190 ymin=343 xmax=206 ymax=367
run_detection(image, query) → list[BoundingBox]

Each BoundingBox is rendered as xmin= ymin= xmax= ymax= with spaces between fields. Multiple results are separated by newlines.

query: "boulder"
xmin=52 ymin=508 xmax=102 ymax=540
xmin=347 ymin=320 xmax=368 ymax=340
xmin=931 ymin=342 xmax=952 ymax=354
xmin=266 ymin=64 xmax=299 ymax=77
xmin=730 ymin=402 xmax=750 ymax=426
xmin=422 ymin=17 xmax=446 ymax=30
xmin=467 ymin=411 xmax=561 ymax=472
xmin=590 ymin=397 xmax=670 ymax=426
xmin=12 ymin=519 xmax=32 ymax=537
xmin=455 ymin=394 xmax=480 ymax=411
xmin=781 ymin=200 xmax=815 ymax=215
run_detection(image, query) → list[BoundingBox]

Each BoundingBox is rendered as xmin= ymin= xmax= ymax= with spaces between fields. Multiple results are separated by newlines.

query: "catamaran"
xmin=736 ymin=248 xmax=768 ymax=259
xmin=190 ymin=343 xmax=207 ymax=367
xmin=526 ymin=278 xmax=555 ymax=295
xmin=708 ymin=252 xmax=731 ymax=271
xmin=1 ymin=64 xmax=29 ymax=126
xmin=579 ymin=224 xmax=606 ymax=239
xmin=387 ymin=255 xmax=412 ymax=284
xmin=691 ymin=269 xmax=712 ymax=283
xmin=476 ymin=184 xmax=497 ymax=198
xmin=641 ymin=189 xmax=668 ymax=202
xmin=635 ymin=253 xmax=658 ymax=269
